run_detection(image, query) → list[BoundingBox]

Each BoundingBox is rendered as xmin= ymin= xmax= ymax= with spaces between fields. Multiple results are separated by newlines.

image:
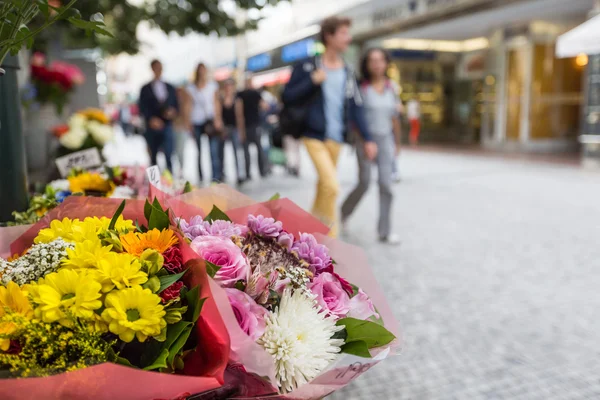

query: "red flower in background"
xmin=160 ymin=281 xmax=184 ymax=303
xmin=163 ymin=245 xmax=184 ymax=274
xmin=52 ymin=124 xmax=70 ymax=138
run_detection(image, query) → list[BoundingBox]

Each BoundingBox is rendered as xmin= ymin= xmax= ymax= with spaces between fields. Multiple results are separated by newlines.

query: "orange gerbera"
xmin=120 ymin=229 xmax=178 ymax=256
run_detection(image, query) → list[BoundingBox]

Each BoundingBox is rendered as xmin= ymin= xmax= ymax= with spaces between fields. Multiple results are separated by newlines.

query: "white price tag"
xmin=146 ymin=165 xmax=161 ymax=188
xmin=55 ymin=148 xmax=102 ymax=177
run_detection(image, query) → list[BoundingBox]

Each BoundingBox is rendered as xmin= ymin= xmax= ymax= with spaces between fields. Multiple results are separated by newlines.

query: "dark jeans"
xmin=145 ymin=124 xmax=174 ymax=172
xmin=193 ymin=123 xmax=222 ymax=183
xmin=243 ymin=125 xmax=268 ymax=178
xmin=213 ymin=126 xmax=244 ymax=183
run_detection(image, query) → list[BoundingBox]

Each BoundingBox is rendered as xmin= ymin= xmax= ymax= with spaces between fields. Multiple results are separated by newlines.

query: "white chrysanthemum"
xmin=59 ymin=128 xmax=87 ymax=149
xmin=68 ymin=113 xmax=87 ymax=129
xmin=87 ymin=120 xmax=114 ymax=145
xmin=258 ymin=289 xmax=344 ymax=393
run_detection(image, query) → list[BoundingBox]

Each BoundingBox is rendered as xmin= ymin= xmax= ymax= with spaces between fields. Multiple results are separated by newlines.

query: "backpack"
xmin=279 ymin=59 xmax=319 ymax=139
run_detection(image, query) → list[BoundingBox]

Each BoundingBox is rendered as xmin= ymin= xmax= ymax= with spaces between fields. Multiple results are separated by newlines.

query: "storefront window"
xmin=506 ymin=47 xmax=526 ymax=140
xmin=529 ymin=44 xmax=583 ymax=139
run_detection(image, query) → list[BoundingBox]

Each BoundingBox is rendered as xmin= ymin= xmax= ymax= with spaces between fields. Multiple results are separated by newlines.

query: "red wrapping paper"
xmin=1 ymin=196 xmax=230 ymax=399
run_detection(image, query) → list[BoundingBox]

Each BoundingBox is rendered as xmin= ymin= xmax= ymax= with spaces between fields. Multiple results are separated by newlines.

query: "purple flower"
xmin=247 ymin=215 xmax=282 ymax=238
xmin=277 ymin=231 xmax=294 ymax=250
xmin=177 ymin=216 xmax=207 ymax=240
xmin=291 ymin=233 xmax=331 ymax=274
xmin=204 ymin=220 xmax=249 ymax=238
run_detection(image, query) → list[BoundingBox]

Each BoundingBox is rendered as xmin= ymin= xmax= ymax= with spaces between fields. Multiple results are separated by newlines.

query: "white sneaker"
xmin=380 ymin=234 xmax=401 ymax=245
xmin=340 ymin=219 xmax=350 ymax=237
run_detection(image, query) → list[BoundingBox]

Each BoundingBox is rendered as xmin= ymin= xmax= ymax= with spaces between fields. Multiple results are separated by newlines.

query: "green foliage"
xmin=144 ymin=198 xmax=171 ymax=231
xmin=337 ymin=317 xmax=396 ymax=358
xmin=158 ymin=270 xmax=187 ymax=293
xmin=34 ymin=0 xmax=289 ymax=55
xmin=0 ymin=0 xmax=110 ymax=66
xmin=204 ymin=205 xmax=231 ymax=223
xmin=205 ymin=261 xmax=221 ymax=279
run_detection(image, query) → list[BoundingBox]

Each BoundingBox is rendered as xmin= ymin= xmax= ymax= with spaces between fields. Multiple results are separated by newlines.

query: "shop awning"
xmin=556 ymin=14 xmax=600 ymax=58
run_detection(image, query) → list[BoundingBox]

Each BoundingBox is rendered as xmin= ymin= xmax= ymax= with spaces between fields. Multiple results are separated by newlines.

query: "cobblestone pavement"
xmin=240 ymin=147 xmax=600 ymax=400
xmin=109 ymin=134 xmax=600 ymax=399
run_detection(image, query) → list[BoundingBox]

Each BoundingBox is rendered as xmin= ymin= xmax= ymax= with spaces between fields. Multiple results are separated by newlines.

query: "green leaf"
xmin=204 ymin=205 xmax=231 ymax=223
xmin=37 ymin=1 xmax=50 ymax=18
xmin=183 ymin=181 xmax=193 ymax=193
xmin=152 ymin=197 xmax=163 ymax=212
xmin=337 ymin=318 xmax=396 ymax=350
xmin=269 ymin=192 xmax=281 ymax=201
xmin=148 ymin=203 xmax=170 ymax=231
xmin=166 ymin=324 xmax=193 ymax=369
xmin=142 ymin=348 xmax=169 ymax=371
xmin=144 ymin=199 xmax=152 ymax=222
xmin=108 ymin=200 xmax=126 ymax=231
xmin=341 ymin=340 xmax=371 ymax=358
xmin=184 ymin=286 xmax=205 ymax=323
xmin=205 ymin=261 xmax=221 ymax=278
xmin=158 ymin=270 xmax=187 ymax=293
xmin=116 ymin=356 xmax=134 ymax=368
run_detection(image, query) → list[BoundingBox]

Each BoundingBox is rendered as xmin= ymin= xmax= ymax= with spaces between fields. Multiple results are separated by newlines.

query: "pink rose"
xmin=191 ymin=236 xmax=250 ymax=287
xmin=322 ymin=264 xmax=354 ymax=296
xmin=226 ymin=288 xmax=267 ymax=341
xmin=309 ymin=272 xmax=351 ymax=319
xmin=348 ymin=289 xmax=380 ymax=320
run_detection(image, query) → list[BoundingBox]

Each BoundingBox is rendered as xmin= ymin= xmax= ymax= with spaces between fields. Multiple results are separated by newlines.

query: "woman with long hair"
xmin=187 ymin=63 xmax=222 ymax=183
xmin=341 ymin=48 xmax=402 ymax=244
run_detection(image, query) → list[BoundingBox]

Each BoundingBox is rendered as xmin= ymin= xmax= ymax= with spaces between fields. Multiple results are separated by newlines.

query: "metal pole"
xmin=0 ymin=54 xmax=29 ymax=222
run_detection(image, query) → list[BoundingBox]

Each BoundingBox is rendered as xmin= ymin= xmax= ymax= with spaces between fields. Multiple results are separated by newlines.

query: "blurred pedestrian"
xmin=187 ymin=63 xmax=221 ymax=183
xmin=118 ymin=101 xmax=133 ymax=136
xmin=139 ymin=59 xmax=179 ymax=172
xmin=173 ymin=85 xmax=192 ymax=178
xmin=238 ymin=75 xmax=269 ymax=180
xmin=217 ymin=78 xmax=245 ymax=185
xmin=282 ymin=16 xmax=376 ymax=238
xmin=407 ymin=97 xmax=421 ymax=145
xmin=341 ymin=48 xmax=402 ymax=244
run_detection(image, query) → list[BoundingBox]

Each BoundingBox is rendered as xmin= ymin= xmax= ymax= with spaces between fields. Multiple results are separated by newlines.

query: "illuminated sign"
xmin=247 ymin=53 xmax=272 ymax=72
xmin=281 ymin=39 xmax=324 ymax=63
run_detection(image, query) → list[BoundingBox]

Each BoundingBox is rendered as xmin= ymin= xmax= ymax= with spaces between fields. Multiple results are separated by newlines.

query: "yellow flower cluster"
xmin=68 ymin=172 xmax=115 ymax=196
xmin=79 ymin=108 xmax=110 ymax=125
xmin=2 ymin=216 xmax=181 ymax=350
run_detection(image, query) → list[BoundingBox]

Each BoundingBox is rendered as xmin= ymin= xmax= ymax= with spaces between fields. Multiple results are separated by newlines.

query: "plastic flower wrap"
xmin=166 ymin=185 xmax=401 ymax=399
xmin=0 ymin=197 xmax=230 ymax=400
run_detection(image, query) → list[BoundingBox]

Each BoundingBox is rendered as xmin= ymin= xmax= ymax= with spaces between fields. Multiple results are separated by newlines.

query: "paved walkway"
xmin=109 ymin=133 xmax=600 ymax=399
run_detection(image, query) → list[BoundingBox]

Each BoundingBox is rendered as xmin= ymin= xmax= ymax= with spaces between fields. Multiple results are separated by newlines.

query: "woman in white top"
xmin=187 ymin=63 xmax=221 ymax=183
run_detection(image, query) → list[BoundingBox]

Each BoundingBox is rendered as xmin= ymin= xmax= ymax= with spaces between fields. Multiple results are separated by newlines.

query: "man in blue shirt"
xmin=283 ymin=16 xmax=377 ymax=237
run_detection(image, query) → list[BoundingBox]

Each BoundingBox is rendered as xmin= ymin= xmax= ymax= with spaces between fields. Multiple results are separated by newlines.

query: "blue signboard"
xmin=281 ymin=39 xmax=315 ymax=63
xmin=247 ymin=53 xmax=272 ymax=72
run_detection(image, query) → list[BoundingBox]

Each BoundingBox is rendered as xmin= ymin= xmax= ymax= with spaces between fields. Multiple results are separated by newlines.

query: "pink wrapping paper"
xmin=0 ymin=225 xmax=31 ymax=259
xmin=1 ymin=196 xmax=231 ymax=399
xmin=163 ymin=186 xmax=402 ymax=399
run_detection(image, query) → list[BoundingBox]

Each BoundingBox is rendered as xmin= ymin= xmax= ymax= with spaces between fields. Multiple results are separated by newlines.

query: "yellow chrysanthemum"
xmin=120 ymin=229 xmax=178 ymax=256
xmin=101 ymin=286 xmax=166 ymax=343
xmin=62 ymin=240 xmax=113 ymax=270
xmin=34 ymin=218 xmax=100 ymax=244
xmin=68 ymin=172 xmax=115 ymax=195
xmin=94 ymin=252 xmax=148 ymax=293
xmin=0 ymin=282 xmax=33 ymax=351
xmin=79 ymin=108 xmax=110 ymax=124
xmin=29 ymin=269 xmax=102 ymax=326
xmin=84 ymin=216 xmax=135 ymax=233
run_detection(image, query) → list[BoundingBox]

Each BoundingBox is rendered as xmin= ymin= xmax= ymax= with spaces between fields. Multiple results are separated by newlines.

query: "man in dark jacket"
xmin=282 ymin=16 xmax=377 ymax=238
xmin=139 ymin=59 xmax=179 ymax=172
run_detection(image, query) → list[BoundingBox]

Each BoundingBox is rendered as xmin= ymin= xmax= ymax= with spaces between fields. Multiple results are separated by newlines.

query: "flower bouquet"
xmin=53 ymin=108 xmax=114 ymax=156
xmin=10 ymin=167 xmax=137 ymax=226
xmin=166 ymin=185 xmax=400 ymax=399
xmin=24 ymin=53 xmax=84 ymax=115
xmin=0 ymin=196 xmax=230 ymax=400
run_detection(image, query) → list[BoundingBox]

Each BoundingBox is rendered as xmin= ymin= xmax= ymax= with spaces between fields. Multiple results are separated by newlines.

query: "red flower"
xmin=6 ymin=340 xmax=22 ymax=355
xmin=52 ymin=124 xmax=70 ymax=138
xmin=163 ymin=245 xmax=184 ymax=274
xmin=322 ymin=263 xmax=354 ymax=296
xmin=160 ymin=281 xmax=184 ymax=303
